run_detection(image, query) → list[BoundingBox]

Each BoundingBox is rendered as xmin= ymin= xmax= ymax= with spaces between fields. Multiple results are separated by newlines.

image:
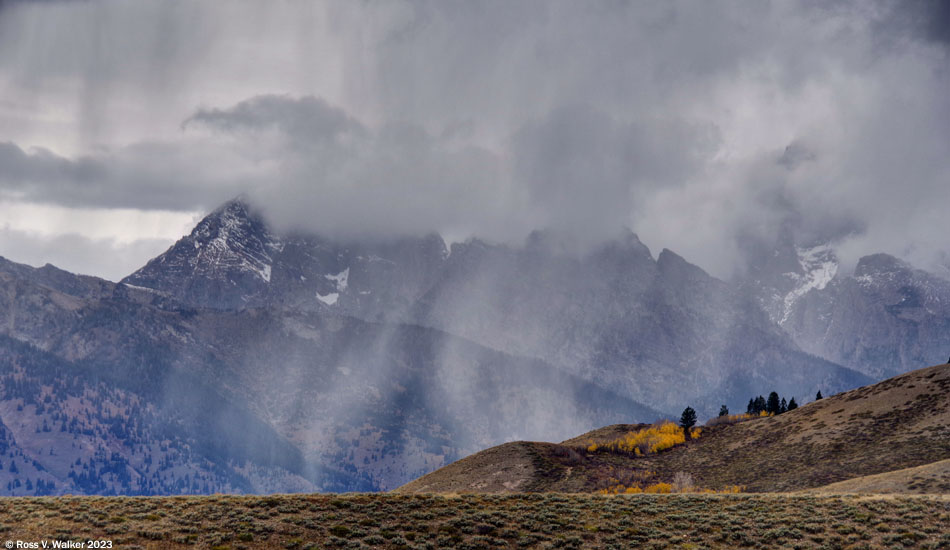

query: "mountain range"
xmin=0 ymin=196 xmax=946 ymax=494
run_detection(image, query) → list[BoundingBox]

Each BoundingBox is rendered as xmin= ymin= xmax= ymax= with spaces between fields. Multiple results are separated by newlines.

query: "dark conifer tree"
xmin=680 ymin=406 xmax=697 ymax=439
xmin=816 ymin=390 xmax=823 ymax=400
xmin=746 ymin=398 xmax=755 ymax=415
xmin=787 ymin=397 xmax=798 ymax=411
xmin=780 ymin=397 xmax=788 ymax=414
xmin=719 ymin=405 xmax=729 ymax=417
xmin=766 ymin=392 xmax=780 ymax=414
xmin=754 ymin=395 xmax=767 ymax=414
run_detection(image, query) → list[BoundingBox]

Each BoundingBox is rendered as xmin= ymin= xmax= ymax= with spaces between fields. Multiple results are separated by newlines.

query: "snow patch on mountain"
xmin=325 ymin=268 xmax=349 ymax=291
xmin=122 ymin=282 xmax=163 ymax=295
xmin=779 ymin=244 xmax=838 ymax=324
xmin=258 ymin=264 xmax=272 ymax=283
xmin=317 ymin=291 xmax=339 ymax=306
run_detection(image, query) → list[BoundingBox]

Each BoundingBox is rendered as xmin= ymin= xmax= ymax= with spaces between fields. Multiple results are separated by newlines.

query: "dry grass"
xmin=0 ymin=492 xmax=948 ymax=549
xmin=807 ymin=459 xmax=950 ymax=495
xmin=394 ymin=441 xmax=541 ymax=494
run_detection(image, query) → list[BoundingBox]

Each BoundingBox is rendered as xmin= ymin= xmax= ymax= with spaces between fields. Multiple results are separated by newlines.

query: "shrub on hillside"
xmin=550 ymin=445 xmax=583 ymax=465
xmin=671 ymin=472 xmax=694 ymax=493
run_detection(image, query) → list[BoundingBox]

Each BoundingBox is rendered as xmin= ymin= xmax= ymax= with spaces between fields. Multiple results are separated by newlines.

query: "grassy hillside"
xmin=398 ymin=363 xmax=950 ymax=494
xmin=0 ymin=493 xmax=947 ymax=549
xmin=807 ymin=459 xmax=950 ymax=495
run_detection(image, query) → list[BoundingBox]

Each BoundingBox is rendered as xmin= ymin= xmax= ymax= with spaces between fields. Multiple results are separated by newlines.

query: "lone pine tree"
xmin=680 ymin=406 xmax=697 ymax=440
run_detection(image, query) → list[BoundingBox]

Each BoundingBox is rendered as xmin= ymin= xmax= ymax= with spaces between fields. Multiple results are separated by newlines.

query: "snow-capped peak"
xmin=190 ymin=198 xmax=281 ymax=283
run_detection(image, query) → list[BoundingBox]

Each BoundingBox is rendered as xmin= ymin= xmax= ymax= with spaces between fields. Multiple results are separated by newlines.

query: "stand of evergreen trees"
xmin=746 ymin=391 xmax=798 ymax=415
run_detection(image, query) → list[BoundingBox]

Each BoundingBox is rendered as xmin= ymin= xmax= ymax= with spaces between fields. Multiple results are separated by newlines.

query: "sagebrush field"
xmin=0 ymin=493 xmax=948 ymax=550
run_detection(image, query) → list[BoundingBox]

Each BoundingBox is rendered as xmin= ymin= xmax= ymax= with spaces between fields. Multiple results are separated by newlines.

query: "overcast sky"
xmin=0 ymin=0 xmax=948 ymax=280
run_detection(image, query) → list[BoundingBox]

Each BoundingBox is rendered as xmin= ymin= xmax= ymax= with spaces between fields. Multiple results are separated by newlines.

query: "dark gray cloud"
xmin=0 ymin=0 xmax=949 ymax=278
xmin=926 ymin=0 xmax=950 ymax=45
xmin=0 ymin=141 xmax=249 ymax=211
xmin=0 ymin=141 xmax=105 ymax=183
xmin=185 ymin=95 xmax=367 ymax=146
xmin=872 ymin=0 xmax=950 ymax=48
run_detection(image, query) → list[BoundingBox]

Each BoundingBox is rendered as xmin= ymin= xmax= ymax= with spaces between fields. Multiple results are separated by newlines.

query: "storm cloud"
xmin=0 ymin=0 xmax=948 ymax=279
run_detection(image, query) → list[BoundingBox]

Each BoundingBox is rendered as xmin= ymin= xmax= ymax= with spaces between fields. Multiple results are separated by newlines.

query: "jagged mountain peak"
xmin=520 ymin=228 xmax=653 ymax=262
xmin=191 ymin=195 xmax=276 ymax=246
xmin=655 ymin=248 xmax=730 ymax=294
xmin=585 ymin=230 xmax=654 ymax=272
xmin=656 ymin=247 xmax=689 ymax=270
xmin=121 ymin=197 xmax=453 ymax=316
xmin=121 ymin=196 xmax=283 ymax=308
